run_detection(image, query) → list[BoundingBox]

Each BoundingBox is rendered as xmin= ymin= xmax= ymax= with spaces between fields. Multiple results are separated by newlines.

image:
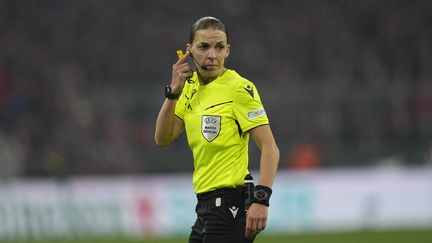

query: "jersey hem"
xmin=243 ymin=123 xmax=270 ymax=133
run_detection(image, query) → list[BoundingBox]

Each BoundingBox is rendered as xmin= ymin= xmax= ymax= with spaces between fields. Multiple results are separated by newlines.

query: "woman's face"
xmin=188 ymin=28 xmax=230 ymax=81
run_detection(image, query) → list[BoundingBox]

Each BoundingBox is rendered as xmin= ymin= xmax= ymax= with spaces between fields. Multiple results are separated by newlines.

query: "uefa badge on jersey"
xmin=201 ymin=115 xmax=221 ymax=142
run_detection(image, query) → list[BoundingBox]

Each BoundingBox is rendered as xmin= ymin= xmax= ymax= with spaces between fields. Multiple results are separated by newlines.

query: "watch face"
xmin=254 ymin=189 xmax=268 ymax=201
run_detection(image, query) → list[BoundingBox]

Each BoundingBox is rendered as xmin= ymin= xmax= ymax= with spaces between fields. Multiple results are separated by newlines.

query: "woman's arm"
xmin=154 ymin=51 xmax=192 ymax=146
xmin=250 ymin=124 xmax=280 ymax=187
xmin=154 ymin=100 xmax=185 ymax=146
xmin=245 ymin=124 xmax=279 ymax=238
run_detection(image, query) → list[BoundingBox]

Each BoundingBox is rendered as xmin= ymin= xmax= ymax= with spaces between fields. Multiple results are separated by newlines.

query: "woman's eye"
xmin=198 ymin=45 xmax=208 ymax=50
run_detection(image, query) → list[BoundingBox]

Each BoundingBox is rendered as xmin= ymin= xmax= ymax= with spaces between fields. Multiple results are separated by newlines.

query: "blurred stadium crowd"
xmin=0 ymin=0 xmax=431 ymax=177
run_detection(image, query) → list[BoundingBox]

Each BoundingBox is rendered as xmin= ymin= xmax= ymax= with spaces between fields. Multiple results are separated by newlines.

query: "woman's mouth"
xmin=202 ymin=65 xmax=218 ymax=71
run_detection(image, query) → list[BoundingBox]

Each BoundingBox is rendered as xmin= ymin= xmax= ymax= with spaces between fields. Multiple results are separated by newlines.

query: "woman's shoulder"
xmin=224 ymin=70 xmax=261 ymax=101
xmin=224 ymin=69 xmax=254 ymax=87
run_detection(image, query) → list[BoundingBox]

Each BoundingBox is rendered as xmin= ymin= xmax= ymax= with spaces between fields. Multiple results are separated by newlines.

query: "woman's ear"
xmin=186 ymin=43 xmax=191 ymax=52
xmin=225 ymin=44 xmax=230 ymax=58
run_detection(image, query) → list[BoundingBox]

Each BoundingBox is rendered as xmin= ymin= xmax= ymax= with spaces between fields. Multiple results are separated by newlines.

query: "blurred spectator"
xmin=0 ymin=0 xmax=431 ymax=176
xmin=287 ymin=142 xmax=322 ymax=171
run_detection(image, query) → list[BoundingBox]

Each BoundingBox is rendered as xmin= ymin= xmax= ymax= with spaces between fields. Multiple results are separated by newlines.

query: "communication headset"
xmin=188 ymin=49 xmax=208 ymax=71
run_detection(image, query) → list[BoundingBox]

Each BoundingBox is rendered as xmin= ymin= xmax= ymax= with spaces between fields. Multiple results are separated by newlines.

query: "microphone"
xmin=190 ymin=51 xmax=207 ymax=70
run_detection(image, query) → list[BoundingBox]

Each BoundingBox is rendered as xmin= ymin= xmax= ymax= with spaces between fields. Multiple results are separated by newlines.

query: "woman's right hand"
xmin=170 ymin=50 xmax=192 ymax=94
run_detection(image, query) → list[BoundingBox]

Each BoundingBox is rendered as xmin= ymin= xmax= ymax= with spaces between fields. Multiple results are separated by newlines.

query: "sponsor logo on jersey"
xmin=202 ymin=115 xmax=221 ymax=142
xmin=247 ymin=108 xmax=266 ymax=120
xmin=244 ymin=85 xmax=254 ymax=98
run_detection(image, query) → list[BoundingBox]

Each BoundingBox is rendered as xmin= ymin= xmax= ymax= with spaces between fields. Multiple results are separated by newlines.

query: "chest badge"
xmin=201 ymin=115 xmax=221 ymax=142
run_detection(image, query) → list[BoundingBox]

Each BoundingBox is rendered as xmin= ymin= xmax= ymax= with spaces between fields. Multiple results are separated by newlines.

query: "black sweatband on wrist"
xmin=251 ymin=185 xmax=272 ymax=207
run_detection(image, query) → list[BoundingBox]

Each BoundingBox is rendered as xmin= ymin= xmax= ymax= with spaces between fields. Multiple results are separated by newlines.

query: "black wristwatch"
xmin=165 ymin=85 xmax=181 ymax=100
xmin=251 ymin=185 xmax=272 ymax=207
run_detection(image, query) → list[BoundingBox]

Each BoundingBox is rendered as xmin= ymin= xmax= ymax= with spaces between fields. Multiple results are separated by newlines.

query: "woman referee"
xmin=155 ymin=16 xmax=279 ymax=243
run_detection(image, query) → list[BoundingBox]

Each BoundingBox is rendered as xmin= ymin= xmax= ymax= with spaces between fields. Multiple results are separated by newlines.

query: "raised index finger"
xmin=176 ymin=50 xmax=190 ymax=64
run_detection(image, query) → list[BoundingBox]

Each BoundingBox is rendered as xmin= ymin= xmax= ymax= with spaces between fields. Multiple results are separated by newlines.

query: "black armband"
xmin=251 ymin=185 xmax=272 ymax=207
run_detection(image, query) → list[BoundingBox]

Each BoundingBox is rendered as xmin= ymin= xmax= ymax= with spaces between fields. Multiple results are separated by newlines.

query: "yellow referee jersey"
xmin=175 ymin=69 xmax=269 ymax=193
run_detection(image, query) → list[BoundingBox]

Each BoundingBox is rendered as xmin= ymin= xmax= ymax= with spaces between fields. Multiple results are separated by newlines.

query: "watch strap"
xmin=165 ymin=85 xmax=181 ymax=100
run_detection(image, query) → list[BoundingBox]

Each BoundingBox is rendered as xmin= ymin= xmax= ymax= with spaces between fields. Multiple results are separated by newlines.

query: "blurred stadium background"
xmin=0 ymin=0 xmax=431 ymax=242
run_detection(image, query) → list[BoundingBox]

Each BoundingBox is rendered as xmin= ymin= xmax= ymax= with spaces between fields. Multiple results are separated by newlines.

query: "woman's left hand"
xmin=245 ymin=203 xmax=268 ymax=238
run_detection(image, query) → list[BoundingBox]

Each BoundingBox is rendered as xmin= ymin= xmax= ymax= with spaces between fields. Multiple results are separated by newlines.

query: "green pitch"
xmin=2 ymin=229 xmax=431 ymax=243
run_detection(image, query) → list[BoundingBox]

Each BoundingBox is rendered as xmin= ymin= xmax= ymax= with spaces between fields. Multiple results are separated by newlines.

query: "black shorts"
xmin=189 ymin=187 xmax=255 ymax=243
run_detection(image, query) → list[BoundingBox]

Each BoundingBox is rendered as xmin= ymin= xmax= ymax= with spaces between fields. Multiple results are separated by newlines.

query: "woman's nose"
xmin=207 ymin=48 xmax=217 ymax=58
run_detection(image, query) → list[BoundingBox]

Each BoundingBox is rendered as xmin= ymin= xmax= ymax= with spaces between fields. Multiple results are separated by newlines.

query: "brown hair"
xmin=189 ymin=16 xmax=229 ymax=44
